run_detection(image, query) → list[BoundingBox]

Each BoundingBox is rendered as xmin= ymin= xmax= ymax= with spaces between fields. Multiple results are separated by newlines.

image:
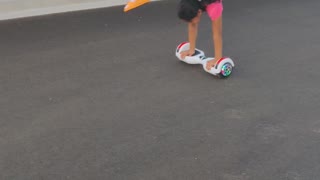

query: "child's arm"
xmin=180 ymin=21 xmax=199 ymax=59
xmin=188 ymin=22 xmax=198 ymax=54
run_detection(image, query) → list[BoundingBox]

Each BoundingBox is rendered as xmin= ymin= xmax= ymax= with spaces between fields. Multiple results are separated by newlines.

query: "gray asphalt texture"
xmin=1 ymin=0 xmax=320 ymax=179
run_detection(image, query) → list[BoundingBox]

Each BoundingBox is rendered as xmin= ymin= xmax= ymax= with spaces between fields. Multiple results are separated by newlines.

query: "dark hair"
xmin=178 ymin=0 xmax=202 ymax=22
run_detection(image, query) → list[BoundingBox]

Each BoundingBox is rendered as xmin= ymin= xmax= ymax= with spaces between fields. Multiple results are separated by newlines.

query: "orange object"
xmin=124 ymin=0 xmax=151 ymax=12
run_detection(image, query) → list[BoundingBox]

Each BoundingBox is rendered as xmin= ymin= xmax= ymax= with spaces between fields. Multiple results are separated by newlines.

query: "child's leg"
xmin=206 ymin=1 xmax=223 ymax=70
xmin=212 ymin=15 xmax=223 ymax=61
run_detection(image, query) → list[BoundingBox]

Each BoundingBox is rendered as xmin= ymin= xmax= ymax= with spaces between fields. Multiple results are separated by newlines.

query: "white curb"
xmin=0 ymin=0 xmax=159 ymax=21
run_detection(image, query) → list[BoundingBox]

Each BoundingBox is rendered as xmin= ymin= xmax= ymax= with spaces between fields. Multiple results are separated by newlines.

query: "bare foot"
xmin=180 ymin=49 xmax=195 ymax=59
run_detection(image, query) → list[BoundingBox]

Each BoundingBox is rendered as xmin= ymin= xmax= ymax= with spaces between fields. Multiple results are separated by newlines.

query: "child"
xmin=178 ymin=0 xmax=223 ymax=70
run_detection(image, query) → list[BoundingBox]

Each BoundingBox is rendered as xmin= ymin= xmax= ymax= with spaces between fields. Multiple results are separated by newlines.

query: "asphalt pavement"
xmin=1 ymin=0 xmax=320 ymax=179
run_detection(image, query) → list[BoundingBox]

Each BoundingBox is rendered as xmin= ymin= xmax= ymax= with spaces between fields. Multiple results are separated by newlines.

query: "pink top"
xmin=206 ymin=0 xmax=223 ymax=21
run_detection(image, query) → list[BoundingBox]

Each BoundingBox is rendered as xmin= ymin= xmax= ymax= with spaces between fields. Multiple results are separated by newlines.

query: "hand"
xmin=180 ymin=49 xmax=195 ymax=59
xmin=206 ymin=58 xmax=219 ymax=70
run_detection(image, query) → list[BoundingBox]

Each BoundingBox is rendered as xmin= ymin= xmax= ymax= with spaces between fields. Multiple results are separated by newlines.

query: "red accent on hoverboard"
xmin=216 ymin=57 xmax=227 ymax=65
xmin=177 ymin=42 xmax=188 ymax=51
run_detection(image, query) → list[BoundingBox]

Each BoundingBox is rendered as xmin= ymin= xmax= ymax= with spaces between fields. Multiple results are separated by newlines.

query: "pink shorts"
xmin=206 ymin=0 xmax=223 ymax=21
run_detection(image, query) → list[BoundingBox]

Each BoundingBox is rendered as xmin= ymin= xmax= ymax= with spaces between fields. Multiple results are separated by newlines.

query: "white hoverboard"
xmin=175 ymin=42 xmax=235 ymax=78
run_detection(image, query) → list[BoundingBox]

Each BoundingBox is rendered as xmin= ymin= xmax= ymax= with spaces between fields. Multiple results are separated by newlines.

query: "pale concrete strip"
xmin=0 ymin=0 xmax=158 ymax=21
